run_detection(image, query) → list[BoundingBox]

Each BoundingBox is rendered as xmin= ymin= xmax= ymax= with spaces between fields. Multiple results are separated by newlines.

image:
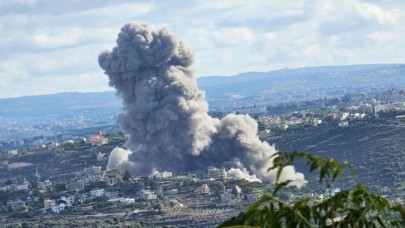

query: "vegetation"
xmin=219 ymin=151 xmax=405 ymax=227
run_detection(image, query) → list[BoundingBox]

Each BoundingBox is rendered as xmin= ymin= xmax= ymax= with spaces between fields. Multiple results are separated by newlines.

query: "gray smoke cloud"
xmin=99 ymin=23 xmax=306 ymax=187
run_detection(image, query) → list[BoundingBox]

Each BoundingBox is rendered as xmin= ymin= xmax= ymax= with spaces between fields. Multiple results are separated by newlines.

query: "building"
xmin=44 ymin=198 xmax=55 ymax=210
xmin=165 ymin=189 xmax=179 ymax=195
xmin=152 ymin=170 xmax=173 ymax=179
xmin=374 ymin=102 xmax=405 ymax=116
xmin=139 ymin=189 xmax=157 ymax=200
xmin=208 ymin=167 xmax=227 ymax=180
xmin=85 ymin=165 xmax=102 ymax=175
xmin=51 ymin=203 xmax=66 ymax=213
xmin=7 ymin=150 xmax=18 ymax=156
xmin=108 ymin=198 xmax=135 ymax=204
xmin=232 ymin=106 xmax=267 ymax=115
xmin=90 ymin=188 xmax=105 ymax=197
xmin=312 ymin=118 xmax=323 ymax=126
xmin=77 ymin=194 xmax=88 ymax=204
xmin=96 ymin=152 xmax=106 ymax=161
xmin=259 ymin=129 xmax=271 ymax=138
xmin=340 ymin=112 xmax=350 ymax=121
xmin=47 ymin=142 xmax=60 ymax=150
xmin=38 ymin=180 xmax=53 ymax=193
xmin=195 ymin=184 xmax=210 ymax=195
xmin=338 ymin=121 xmax=349 ymax=127
xmin=106 ymin=169 xmax=123 ymax=186
xmin=104 ymin=191 xmax=118 ymax=199
xmin=92 ymin=166 xmax=102 ymax=175
xmin=14 ymin=179 xmax=30 ymax=191
xmin=234 ymin=185 xmax=242 ymax=196
xmin=0 ymin=185 xmax=12 ymax=191
xmin=60 ymin=196 xmax=75 ymax=207
xmin=66 ymin=179 xmax=85 ymax=192
xmin=89 ymin=131 xmax=108 ymax=145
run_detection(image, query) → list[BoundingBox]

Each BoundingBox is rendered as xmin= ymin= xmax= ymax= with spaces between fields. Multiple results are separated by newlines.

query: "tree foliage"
xmin=219 ymin=151 xmax=405 ymax=227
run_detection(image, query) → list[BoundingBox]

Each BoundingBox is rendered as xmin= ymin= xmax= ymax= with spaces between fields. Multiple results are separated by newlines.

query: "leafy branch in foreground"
xmin=219 ymin=151 xmax=405 ymax=228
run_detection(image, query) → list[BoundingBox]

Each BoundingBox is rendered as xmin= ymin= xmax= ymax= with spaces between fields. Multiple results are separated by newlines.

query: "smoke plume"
xmin=99 ymin=23 xmax=306 ymax=187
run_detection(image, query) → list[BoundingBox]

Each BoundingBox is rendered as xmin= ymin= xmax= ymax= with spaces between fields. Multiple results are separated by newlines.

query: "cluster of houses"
xmin=0 ymin=178 xmax=31 ymax=192
xmin=1 ymin=164 xmax=282 ymax=215
xmin=43 ymin=196 xmax=75 ymax=213
xmin=257 ymin=105 xmax=374 ymax=132
xmin=258 ymin=114 xmax=323 ymax=132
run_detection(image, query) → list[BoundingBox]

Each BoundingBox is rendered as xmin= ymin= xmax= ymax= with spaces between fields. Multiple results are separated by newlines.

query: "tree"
xmin=209 ymin=182 xmax=226 ymax=196
xmin=219 ymin=151 xmax=405 ymax=227
xmin=257 ymin=122 xmax=266 ymax=132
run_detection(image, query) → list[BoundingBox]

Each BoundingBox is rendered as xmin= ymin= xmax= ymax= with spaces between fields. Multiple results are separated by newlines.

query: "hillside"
xmin=268 ymin=118 xmax=405 ymax=189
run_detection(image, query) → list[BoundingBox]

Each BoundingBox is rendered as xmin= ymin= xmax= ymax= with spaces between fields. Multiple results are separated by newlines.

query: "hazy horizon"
xmin=0 ymin=63 xmax=404 ymax=99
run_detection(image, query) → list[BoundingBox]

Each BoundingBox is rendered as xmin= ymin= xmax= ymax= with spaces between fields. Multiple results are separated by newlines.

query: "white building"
xmin=104 ymin=191 xmax=119 ymax=199
xmin=152 ymin=170 xmax=173 ymax=179
xmin=139 ymin=189 xmax=157 ymax=200
xmin=15 ymin=179 xmax=30 ymax=191
xmin=234 ymin=185 xmax=242 ymax=196
xmin=60 ymin=196 xmax=75 ymax=207
xmin=312 ymin=118 xmax=322 ymax=126
xmin=259 ymin=129 xmax=271 ymax=138
xmin=90 ymin=188 xmax=105 ymax=197
xmin=108 ymin=198 xmax=135 ymax=204
xmin=340 ymin=112 xmax=350 ymax=121
xmin=38 ymin=180 xmax=53 ymax=193
xmin=338 ymin=121 xmax=349 ymax=127
xmin=0 ymin=185 xmax=12 ymax=191
xmin=7 ymin=150 xmax=18 ymax=156
xmin=51 ymin=203 xmax=66 ymax=213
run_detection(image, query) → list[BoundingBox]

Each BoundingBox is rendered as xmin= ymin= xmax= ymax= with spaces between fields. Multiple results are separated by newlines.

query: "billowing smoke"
xmin=227 ymin=168 xmax=262 ymax=183
xmin=99 ymin=23 xmax=306 ymax=187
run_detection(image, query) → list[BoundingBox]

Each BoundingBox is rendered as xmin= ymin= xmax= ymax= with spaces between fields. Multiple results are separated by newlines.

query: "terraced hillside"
xmin=268 ymin=118 xmax=405 ymax=189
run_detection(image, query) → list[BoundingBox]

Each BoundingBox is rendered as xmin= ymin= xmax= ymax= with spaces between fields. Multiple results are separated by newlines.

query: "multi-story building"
xmin=60 ymin=196 xmax=75 ymax=206
xmin=44 ymin=198 xmax=55 ymax=210
xmin=51 ymin=203 xmax=66 ymax=213
xmin=195 ymin=184 xmax=210 ymax=195
xmin=106 ymin=169 xmax=123 ymax=186
xmin=38 ymin=180 xmax=53 ymax=193
xmin=90 ymin=188 xmax=105 ymax=198
xmin=208 ymin=167 xmax=227 ymax=180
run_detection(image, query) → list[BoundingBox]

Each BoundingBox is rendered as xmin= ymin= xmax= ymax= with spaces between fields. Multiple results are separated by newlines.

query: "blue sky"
xmin=0 ymin=0 xmax=404 ymax=98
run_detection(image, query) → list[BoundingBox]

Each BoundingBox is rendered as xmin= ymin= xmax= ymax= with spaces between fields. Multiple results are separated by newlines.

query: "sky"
xmin=0 ymin=0 xmax=404 ymax=98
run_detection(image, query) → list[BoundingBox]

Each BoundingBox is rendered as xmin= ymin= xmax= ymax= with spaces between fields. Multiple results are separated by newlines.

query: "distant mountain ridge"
xmin=198 ymin=64 xmax=405 ymax=106
xmin=0 ymin=92 xmax=120 ymax=118
xmin=1 ymin=64 xmax=405 ymax=116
